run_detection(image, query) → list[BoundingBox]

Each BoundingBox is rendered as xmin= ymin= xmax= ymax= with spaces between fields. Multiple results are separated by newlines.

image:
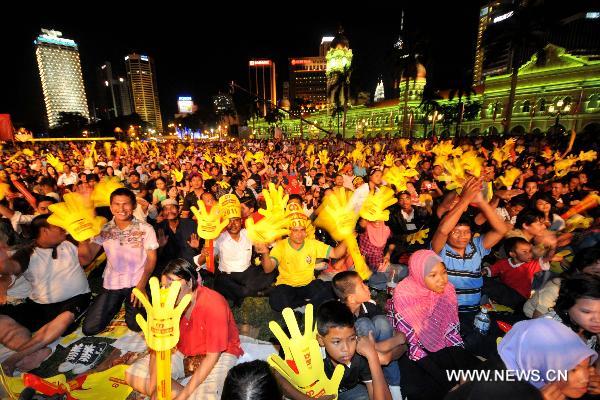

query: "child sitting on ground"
xmin=332 ymin=271 xmax=406 ymax=399
xmin=484 ymin=237 xmax=551 ymax=309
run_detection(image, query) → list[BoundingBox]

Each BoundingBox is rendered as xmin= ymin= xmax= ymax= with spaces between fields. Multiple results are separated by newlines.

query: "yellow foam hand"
xmin=318 ymin=149 xmax=329 ymax=166
xmin=171 ymin=169 xmax=184 ymax=183
xmin=438 ymin=158 xmax=467 ymax=191
xmin=406 ymin=153 xmax=421 ymax=169
xmin=22 ymin=149 xmax=34 ymax=157
xmin=268 ymin=305 xmax=345 ymax=397
xmin=314 ymin=187 xmax=358 ymax=241
xmin=90 ymin=177 xmax=125 ymax=208
xmin=431 ymin=141 xmax=454 ymax=157
xmin=175 ymin=143 xmax=185 ymax=158
xmin=398 ymin=138 xmax=410 ymax=153
xmin=201 ymin=171 xmax=212 ymax=181
xmin=434 ymin=155 xmax=448 ymax=167
xmin=259 ymin=183 xmax=289 ymax=218
xmin=412 ymin=141 xmax=429 ymax=153
xmin=0 ymin=182 xmax=10 ymax=201
xmin=253 ymin=151 xmax=265 ymax=164
xmin=203 ymin=152 xmax=213 ymax=163
xmin=491 ymin=147 xmax=504 ymax=166
xmin=578 ymin=150 xmax=597 ymax=163
xmin=565 ymin=214 xmax=593 ymax=233
xmin=351 ymin=148 xmax=364 ymax=162
xmin=46 ymin=154 xmax=64 ymax=172
xmin=103 ymin=142 xmax=112 ymax=158
xmin=214 ymin=154 xmax=225 ymax=165
xmin=383 ymin=166 xmax=418 ymax=192
xmin=217 ymin=180 xmax=230 ymax=189
xmin=541 ymin=147 xmax=554 ymax=160
xmin=245 ymin=214 xmax=290 ymax=244
xmin=48 ymin=193 xmax=107 ymax=242
xmin=191 ymin=202 xmax=228 ymax=240
xmin=374 ymin=142 xmax=382 ymax=153
xmin=360 ymin=186 xmax=397 ymax=222
xmin=306 ymin=144 xmax=315 ymax=157
xmin=364 ymin=146 xmax=372 ymax=156
xmin=554 ymin=155 xmax=578 ymax=177
xmin=515 ymin=145 xmax=525 ymax=155
xmin=496 ymin=167 xmax=521 ymax=188
xmin=406 ymin=228 xmax=430 ymax=245
xmin=133 ymin=277 xmax=192 ymax=352
xmin=70 ymin=365 xmax=133 ymax=400
xmin=309 ymin=154 xmax=316 ymax=169
xmin=383 ymin=153 xmax=394 ymax=167
xmin=460 ymin=151 xmax=484 ymax=178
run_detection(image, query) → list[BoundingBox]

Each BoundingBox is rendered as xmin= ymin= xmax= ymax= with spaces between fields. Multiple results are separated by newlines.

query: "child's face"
xmin=318 ymin=326 xmax=357 ymax=366
xmin=511 ymin=242 xmax=534 ymax=263
xmin=350 ymin=277 xmax=372 ymax=304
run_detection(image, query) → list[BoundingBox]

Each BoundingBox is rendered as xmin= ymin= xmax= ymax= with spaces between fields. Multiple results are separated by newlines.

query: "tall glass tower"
xmin=35 ymin=29 xmax=90 ymax=128
xmin=125 ymin=53 xmax=163 ymax=132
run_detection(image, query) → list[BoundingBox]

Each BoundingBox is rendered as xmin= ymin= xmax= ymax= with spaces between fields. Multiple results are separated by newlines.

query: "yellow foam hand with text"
xmin=406 ymin=228 xmax=430 ymax=245
xmin=360 ymin=186 xmax=397 ymax=222
xmin=133 ymin=277 xmax=192 ymax=352
xmin=90 ymin=177 xmax=125 ymax=208
xmin=315 ymin=187 xmax=358 ymax=242
xmin=259 ymin=183 xmax=289 ymax=218
xmin=191 ymin=202 xmax=228 ymax=240
xmin=246 ymin=213 xmax=290 ymax=244
xmin=318 ymin=149 xmax=329 ymax=166
xmin=171 ymin=169 xmax=184 ymax=183
xmin=496 ymin=167 xmax=521 ymax=188
xmin=48 ymin=193 xmax=107 ymax=242
xmin=46 ymin=154 xmax=64 ymax=172
xmin=268 ymin=305 xmax=345 ymax=398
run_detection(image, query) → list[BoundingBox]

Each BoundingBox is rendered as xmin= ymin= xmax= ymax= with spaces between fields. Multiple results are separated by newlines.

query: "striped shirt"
xmin=438 ymin=236 xmax=490 ymax=313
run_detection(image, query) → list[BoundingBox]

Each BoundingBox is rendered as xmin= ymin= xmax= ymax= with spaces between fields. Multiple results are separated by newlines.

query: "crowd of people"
xmin=0 ymin=132 xmax=598 ymax=400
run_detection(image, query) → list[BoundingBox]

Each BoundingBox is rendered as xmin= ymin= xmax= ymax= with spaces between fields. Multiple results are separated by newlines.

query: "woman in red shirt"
xmin=126 ymin=258 xmax=243 ymax=400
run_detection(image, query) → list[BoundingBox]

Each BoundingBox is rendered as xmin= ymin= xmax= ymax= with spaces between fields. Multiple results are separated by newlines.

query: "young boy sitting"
xmin=332 ymin=271 xmax=405 ymax=396
xmin=483 ymin=237 xmax=551 ymax=309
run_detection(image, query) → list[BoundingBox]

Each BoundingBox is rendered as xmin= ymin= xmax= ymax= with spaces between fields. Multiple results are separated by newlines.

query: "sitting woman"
xmin=533 ymin=193 xmax=565 ymax=232
xmin=545 ymin=272 xmax=600 ymax=352
xmin=387 ymin=249 xmax=480 ymax=400
xmin=125 ymin=258 xmax=243 ymax=400
xmin=493 ymin=318 xmax=597 ymax=399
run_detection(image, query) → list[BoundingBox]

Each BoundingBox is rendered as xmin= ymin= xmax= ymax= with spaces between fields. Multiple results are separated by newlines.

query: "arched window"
xmin=588 ymin=94 xmax=599 ymax=109
xmin=538 ymin=98 xmax=547 ymax=112
xmin=522 ymin=100 xmax=530 ymax=113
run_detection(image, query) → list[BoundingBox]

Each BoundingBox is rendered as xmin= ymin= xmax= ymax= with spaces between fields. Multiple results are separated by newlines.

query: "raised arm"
xmin=473 ymin=191 xmax=510 ymax=250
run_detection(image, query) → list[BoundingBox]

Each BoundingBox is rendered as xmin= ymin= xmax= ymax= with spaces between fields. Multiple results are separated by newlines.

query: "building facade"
xmin=248 ymin=59 xmax=277 ymax=117
xmin=96 ymin=61 xmax=133 ymax=120
xmin=125 ymin=53 xmax=163 ymax=132
xmin=35 ymin=29 xmax=90 ymax=128
xmin=289 ymin=57 xmax=328 ymax=110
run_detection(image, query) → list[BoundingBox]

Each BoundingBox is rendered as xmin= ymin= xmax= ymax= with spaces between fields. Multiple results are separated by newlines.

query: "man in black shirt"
xmin=181 ymin=174 xmax=205 ymax=219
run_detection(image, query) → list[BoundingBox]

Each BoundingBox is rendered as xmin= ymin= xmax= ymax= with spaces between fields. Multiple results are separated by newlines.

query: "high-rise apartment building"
xmin=96 ymin=61 xmax=133 ymax=120
xmin=34 ymin=29 xmax=90 ymax=128
xmin=125 ymin=53 xmax=163 ymax=131
xmin=248 ymin=59 xmax=277 ymax=117
xmin=289 ymin=57 xmax=327 ymax=110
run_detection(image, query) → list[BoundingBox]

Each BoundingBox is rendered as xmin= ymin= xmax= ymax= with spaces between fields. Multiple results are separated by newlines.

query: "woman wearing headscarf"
xmin=387 ymin=249 xmax=480 ymax=400
xmin=496 ymin=318 xmax=597 ymax=399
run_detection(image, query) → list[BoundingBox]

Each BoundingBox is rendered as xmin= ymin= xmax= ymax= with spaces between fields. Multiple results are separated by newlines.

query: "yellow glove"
xmin=171 ymin=169 xmax=184 ymax=183
xmin=191 ymin=202 xmax=228 ymax=240
xmin=90 ymin=177 xmax=125 ymax=208
xmin=217 ymin=180 xmax=230 ymax=189
xmin=133 ymin=277 xmax=191 ymax=351
xmin=268 ymin=305 xmax=345 ymax=397
xmin=383 ymin=153 xmax=394 ymax=167
xmin=259 ymin=182 xmax=289 ymax=218
xmin=314 ymin=187 xmax=358 ymax=242
xmin=70 ymin=365 xmax=133 ymax=400
xmin=0 ymin=182 xmax=10 ymax=201
xmin=406 ymin=228 xmax=430 ymax=245
xmin=318 ymin=149 xmax=329 ymax=166
xmin=360 ymin=186 xmax=396 ymax=222
xmin=245 ymin=214 xmax=290 ymax=244
xmin=48 ymin=193 xmax=107 ymax=242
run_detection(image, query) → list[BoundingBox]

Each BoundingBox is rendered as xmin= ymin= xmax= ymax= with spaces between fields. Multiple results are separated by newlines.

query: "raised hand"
xmin=190 ymin=202 xmax=228 ymax=240
xmin=187 ymin=233 xmax=200 ymax=249
xmin=258 ymin=182 xmax=289 ymax=219
xmin=268 ymin=305 xmax=345 ymax=397
xmin=245 ymin=214 xmax=290 ymax=244
xmin=171 ymin=169 xmax=184 ymax=183
xmin=47 ymin=193 xmax=107 ymax=242
xmin=318 ymin=149 xmax=329 ymax=166
xmin=315 ymin=187 xmax=358 ymax=241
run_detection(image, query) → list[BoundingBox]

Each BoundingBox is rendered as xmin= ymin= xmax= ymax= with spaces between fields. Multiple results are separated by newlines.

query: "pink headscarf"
xmin=365 ymin=221 xmax=391 ymax=247
xmin=392 ymin=249 xmax=459 ymax=353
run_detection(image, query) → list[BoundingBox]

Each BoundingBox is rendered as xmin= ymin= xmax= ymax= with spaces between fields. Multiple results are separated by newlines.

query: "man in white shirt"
xmin=56 ymin=164 xmax=78 ymax=187
xmin=194 ymin=199 xmax=275 ymax=307
xmin=0 ymin=215 xmax=91 ymax=374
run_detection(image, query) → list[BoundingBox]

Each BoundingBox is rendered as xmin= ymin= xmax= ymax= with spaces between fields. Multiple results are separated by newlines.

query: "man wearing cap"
xmin=156 ymin=198 xmax=200 ymax=267
xmin=255 ymin=205 xmax=348 ymax=312
xmin=195 ymin=195 xmax=275 ymax=307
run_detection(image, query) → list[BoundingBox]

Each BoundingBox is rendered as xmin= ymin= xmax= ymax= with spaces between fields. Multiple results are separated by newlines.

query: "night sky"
xmin=1 ymin=3 xmax=481 ymax=130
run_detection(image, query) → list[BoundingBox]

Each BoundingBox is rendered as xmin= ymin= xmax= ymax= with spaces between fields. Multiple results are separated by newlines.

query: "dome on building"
xmin=330 ymin=27 xmax=350 ymax=49
xmin=416 ymin=63 xmax=426 ymax=78
xmin=401 ymin=62 xmax=427 ymax=80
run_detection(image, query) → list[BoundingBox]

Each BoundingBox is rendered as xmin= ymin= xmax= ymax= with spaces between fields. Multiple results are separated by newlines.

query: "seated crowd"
xmin=0 ymin=133 xmax=599 ymax=400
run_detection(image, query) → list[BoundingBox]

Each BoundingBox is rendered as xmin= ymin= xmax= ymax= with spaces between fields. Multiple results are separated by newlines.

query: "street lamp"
xmin=428 ymin=110 xmax=443 ymax=139
xmin=547 ymin=99 xmax=571 ymax=137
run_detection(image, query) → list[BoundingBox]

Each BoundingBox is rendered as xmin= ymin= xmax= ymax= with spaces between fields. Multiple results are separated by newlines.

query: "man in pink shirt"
xmin=79 ymin=188 xmax=158 ymax=335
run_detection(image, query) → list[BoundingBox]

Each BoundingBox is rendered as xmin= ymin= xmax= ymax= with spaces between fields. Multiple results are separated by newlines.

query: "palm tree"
xmin=448 ymin=70 xmax=476 ymax=138
xmin=326 ymin=28 xmax=353 ymax=138
xmin=483 ymin=0 xmax=555 ymax=135
xmin=327 ymin=65 xmax=352 ymax=138
xmin=419 ymin=85 xmax=443 ymax=139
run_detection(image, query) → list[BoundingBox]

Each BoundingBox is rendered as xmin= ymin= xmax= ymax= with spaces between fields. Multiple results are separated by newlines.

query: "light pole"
xmin=428 ymin=110 xmax=443 ymax=139
xmin=547 ymin=99 xmax=571 ymax=138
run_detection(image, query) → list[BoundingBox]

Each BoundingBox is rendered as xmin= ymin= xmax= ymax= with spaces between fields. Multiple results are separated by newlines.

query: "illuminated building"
xmin=289 ymin=57 xmax=327 ymax=110
xmin=320 ymin=36 xmax=334 ymax=57
xmin=213 ymin=94 xmax=235 ymax=114
xmin=34 ymin=29 xmax=90 ymax=128
xmin=178 ymin=96 xmax=194 ymax=114
xmin=96 ymin=61 xmax=133 ymax=120
xmin=253 ymin=45 xmax=600 ymax=139
xmin=248 ymin=59 xmax=277 ymax=117
xmin=475 ymin=1 xmax=600 ymax=85
xmin=125 ymin=53 xmax=163 ymax=132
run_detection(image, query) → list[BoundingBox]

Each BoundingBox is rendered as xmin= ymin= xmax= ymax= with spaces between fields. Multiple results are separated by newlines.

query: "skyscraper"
xmin=125 ymin=53 xmax=163 ymax=132
xmin=248 ymin=59 xmax=276 ymax=117
xmin=96 ymin=61 xmax=133 ymax=120
xmin=35 ymin=29 xmax=90 ymax=128
xmin=289 ymin=57 xmax=327 ymax=110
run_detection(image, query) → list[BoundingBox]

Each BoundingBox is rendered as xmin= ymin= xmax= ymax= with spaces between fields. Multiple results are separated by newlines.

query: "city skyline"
xmin=1 ymin=2 xmax=597 ymax=131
